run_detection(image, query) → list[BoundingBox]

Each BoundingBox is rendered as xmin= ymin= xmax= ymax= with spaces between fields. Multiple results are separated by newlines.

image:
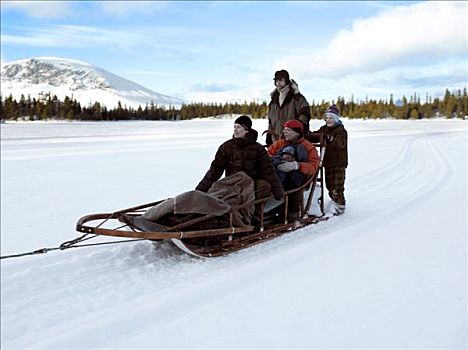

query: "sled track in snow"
xmin=1 ymin=138 xmax=223 ymax=161
xmin=351 ymin=132 xmax=454 ymax=213
xmin=245 ymin=131 xmax=457 ymax=255
xmin=1 ymin=241 xmax=200 ymax=347
xmin=3 ymin=235 xmax=301 ymax=348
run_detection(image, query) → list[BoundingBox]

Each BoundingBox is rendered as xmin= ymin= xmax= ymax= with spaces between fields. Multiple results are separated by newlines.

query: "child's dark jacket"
xmin=309 ymin=124 xmax=348 ymax=168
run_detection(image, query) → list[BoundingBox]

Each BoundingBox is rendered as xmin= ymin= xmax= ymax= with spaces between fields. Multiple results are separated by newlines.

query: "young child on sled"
xmin=271 ymin=145 xmax=305 ymax=184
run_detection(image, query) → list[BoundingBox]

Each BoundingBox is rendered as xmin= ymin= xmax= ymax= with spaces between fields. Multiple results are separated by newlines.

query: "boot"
xmin=335 ymin=204 xmax=345 ymax=215
xmin=332 ymin=202 xmax=345 ymax=216
xmin=328 ymin=201 xmax=346 ymax=216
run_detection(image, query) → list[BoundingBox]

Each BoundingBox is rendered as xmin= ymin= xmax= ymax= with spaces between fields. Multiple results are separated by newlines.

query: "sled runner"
xmin=76 ymin=148 xmax=327 ymax=258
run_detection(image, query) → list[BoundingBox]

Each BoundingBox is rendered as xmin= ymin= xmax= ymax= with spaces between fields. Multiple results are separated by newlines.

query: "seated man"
xmin=196 ymin=115 xmax=284 ymax=201
xmin=268 ymin=120 xmax=320 ymax=221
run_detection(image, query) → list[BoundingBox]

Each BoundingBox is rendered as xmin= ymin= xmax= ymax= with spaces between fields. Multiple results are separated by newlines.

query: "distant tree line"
xmin=1 ymin=88 xmax=466 ymax=121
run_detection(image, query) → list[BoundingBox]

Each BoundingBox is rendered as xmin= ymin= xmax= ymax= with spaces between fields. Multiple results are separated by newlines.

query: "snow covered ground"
xmin=1 ymin=118 xmax=467 ymax=349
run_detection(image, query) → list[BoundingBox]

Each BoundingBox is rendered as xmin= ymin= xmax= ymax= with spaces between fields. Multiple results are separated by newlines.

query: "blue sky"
xmin=1 ymin=1 xmax=466 ymax=103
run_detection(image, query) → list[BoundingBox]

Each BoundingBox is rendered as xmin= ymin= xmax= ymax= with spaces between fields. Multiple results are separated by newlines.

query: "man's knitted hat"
xmin=234 ymin=115 xmax=252 ymax=130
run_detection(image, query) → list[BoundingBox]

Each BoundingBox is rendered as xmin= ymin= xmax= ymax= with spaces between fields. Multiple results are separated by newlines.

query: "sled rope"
xmin=0 ymin=234 xmax=146 ymax=260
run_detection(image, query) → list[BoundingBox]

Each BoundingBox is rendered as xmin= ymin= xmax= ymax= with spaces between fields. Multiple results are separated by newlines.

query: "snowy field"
xmin=1 ymin=118 xmax=467 ymax=349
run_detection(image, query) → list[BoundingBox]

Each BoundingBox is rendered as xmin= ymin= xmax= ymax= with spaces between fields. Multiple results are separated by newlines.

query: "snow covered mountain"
xmin=1 ymin=57 xmax=185 ymax=109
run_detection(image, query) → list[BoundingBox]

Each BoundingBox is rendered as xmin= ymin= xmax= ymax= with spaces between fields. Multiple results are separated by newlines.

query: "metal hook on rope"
xmin=59 ymin=233 xmax=94 ymax=249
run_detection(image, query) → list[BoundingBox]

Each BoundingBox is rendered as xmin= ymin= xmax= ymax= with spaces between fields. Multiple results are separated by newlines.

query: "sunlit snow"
xmin=1 ymin=118 xmax=466 ymax=348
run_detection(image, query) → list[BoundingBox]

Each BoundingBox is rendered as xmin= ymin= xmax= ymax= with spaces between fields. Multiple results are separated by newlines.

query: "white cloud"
xmin=94 ymin=1 xmax=169 ymax=18
xmin=278 ymin=1 xmax=467 ymax=78
xmin=189 ymin=56 xmax=467 ymax=105
xmin=1 ymin=1 xmax=71 ymax=19
xmin=1 ymin=25 xmax=147 ymax=49
xmin=127 ymin=70 xmax=180 ymax=77
xmin=0 ymin=1 xmax=169 ymax=19
xmin=1 ymin=24 xmax=203 ymax=56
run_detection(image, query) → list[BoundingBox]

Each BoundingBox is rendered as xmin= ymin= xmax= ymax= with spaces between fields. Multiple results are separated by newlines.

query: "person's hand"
xmin=326 ymin=134 xmax=334 ymax=143
xmin=277 ymin=161 xmax=298 ymax=172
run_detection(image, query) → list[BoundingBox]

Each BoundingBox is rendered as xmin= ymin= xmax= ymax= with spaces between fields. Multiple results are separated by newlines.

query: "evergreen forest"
xmin=1 ymin=88 xmax=466 ymax=121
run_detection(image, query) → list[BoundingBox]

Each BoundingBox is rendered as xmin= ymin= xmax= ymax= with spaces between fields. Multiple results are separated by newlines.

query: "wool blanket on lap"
xmin=142 ymin=172 xmax=255 ymax=227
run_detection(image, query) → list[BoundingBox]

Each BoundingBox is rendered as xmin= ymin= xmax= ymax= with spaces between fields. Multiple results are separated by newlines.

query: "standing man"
xmin=267 ymin=70 xmax=311 ymax=146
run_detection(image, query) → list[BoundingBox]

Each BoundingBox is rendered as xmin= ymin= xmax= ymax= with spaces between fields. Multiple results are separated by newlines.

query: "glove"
xmin=326 ymin=134 xmax=334 ymax=143
xmin=277 ymin=161 xmax=298 ymax=172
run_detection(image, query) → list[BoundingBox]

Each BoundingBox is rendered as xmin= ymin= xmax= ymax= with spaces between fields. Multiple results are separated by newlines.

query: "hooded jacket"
xmin=268 ymin=80 xmax=311 ymax=143
xmin=196 ymin=129 xmax=285 ymax=200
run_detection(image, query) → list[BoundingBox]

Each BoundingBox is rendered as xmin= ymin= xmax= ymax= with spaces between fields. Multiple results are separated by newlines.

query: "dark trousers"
xmin=324 ymin=167 xmax=346 ymax=205
xmin=283 ymin=171 xmax=305 ymax=216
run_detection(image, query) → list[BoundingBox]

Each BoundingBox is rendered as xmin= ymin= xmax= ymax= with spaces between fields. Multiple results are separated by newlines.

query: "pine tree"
xmin=41 ymin=103 xmax=49 ymax=120
xmin=0 ymin=97 xmax=4 ymax=121
xmin=66 ymin=109 xmax=74 ymax=120
xmin=92 ymin=102 xmax=102 ymax=120
xmin=410 ymin=108 xmax=419 ymax=119
xmin=26 ymin=95 xmax=34 ymax=120
xmin=463 ymin=88 xmax=468 ymax=119
xmin=116 ymin=101 xmax=124 ymax=120
xmin=5 ymin=95 xmax=18 ymax=120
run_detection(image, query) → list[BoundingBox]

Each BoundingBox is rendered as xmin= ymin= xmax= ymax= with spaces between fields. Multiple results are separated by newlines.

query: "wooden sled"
xmin=76 ymin=148 xmax=327 ymax=257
